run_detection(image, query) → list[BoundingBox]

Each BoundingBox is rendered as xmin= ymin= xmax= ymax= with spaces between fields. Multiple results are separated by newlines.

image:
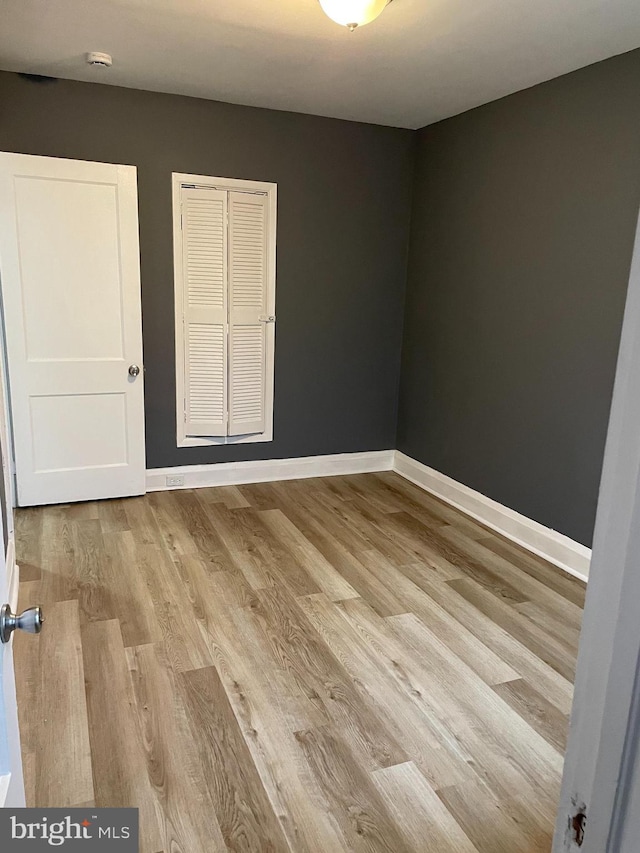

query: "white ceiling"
xmin=1 ymin=0 xmax=640 ymax=129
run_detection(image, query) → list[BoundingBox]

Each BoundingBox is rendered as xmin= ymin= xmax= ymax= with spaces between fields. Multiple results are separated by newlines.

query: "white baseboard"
xmin=393 ymin=451 xmax=591 ymax=583
xmin=146 ymin=450 xmax=395 ymax=492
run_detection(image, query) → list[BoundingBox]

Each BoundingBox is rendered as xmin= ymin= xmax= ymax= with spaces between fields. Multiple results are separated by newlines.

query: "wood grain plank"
xmin=515 ymin=599 xmax=582 ymax=653
xmin=190 ymin=497 xmax=276 ymax=589
xmin=237 ymin=481 xmax=283 ymax=511
xmin=389 ymin=512 xmax=529 ymax=603
xmin=298 ymin=593 xmax=473 ymax=790
xmin=360 ymin=549 xmax=519 ymax=686
xmin=251 ymin=586 xmax=407 ymax=771
xmin=412 ymin=574 xmax=574 ymax=714
xmin=441 ymin=526 xmax=583 ymax=629
xmin=310 ymin=484 xmax=420 ymax=567
xmin=204 ymin=569 xmax=329 ymax=733
xmin=492 ymin=678 xmax=570 ymax=753
xmin=275 ymin=502 xmax=409 ymax=617
xmin=229 ymin=505 xmax=322 ymax=597
xmin=438 ymin=780 xmax=553 ymax=853
xmin=275 ymin=480 xmax=373 ymax=557
xmin=14 ymin=579 xmax=42 ymax=771
xmin=134 ymin=541 xmax=213 ymax=674
xmin=478 ymin=534 xmax=586 ymax=607
xmin=197 ymin=484 xmax=252 ymax=508
xmin=372 ymin=762 xmax=477 ymax=853
xmin=104 ymin=530 xmax=162 ymax=648
xmin=144 ymin=491 xmax=200 ymax=559
xmin=38 ymin=514 xmax=78 ymax=602
xmin=294 ymin=726 xmax=408 ymax=853
xmin=259 ymin=508 xmax=359 ymax=601
xmin=126 ymin=644 xmax=228 ymax=851
xmin=14 ymin=506 xmax=43 ymax=580
xmin=156 ymin=489 xmax=229 ymax=570
xmin=447 ymin=578 xmax=576 ymax=681
xmin=373 ymin=473 xmax=491 ymax=539
xmin=345 ymin=603 xmax=563 ymax=819
xmin=180 ymin=666 xmax=294 ymax=853
xmin=82 ymin=619 xmax=163 ymax=852
xmin=21 ymin=598 xmax=94 ymax=807
xmin=192 ymin=570 xmax=368 ymax=851
xmin=97 ymin=498 xmax=131 ymax=533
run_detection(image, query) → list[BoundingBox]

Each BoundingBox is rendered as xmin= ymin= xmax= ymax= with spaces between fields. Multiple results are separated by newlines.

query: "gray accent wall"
xmin=397 ymin=48 xmax=640 ymax=547
xmin=0 ymin=71 xmax=415 ymax=469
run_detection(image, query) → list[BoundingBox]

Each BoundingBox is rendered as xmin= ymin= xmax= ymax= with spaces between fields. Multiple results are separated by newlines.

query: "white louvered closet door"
xmin=228 ymin=191 xmax=268 ymax=436
xmin=182 ymin=188 xmax=228 ymax=436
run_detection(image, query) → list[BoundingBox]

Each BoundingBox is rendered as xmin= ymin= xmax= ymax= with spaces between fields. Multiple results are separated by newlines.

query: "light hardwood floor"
xmin=13 ymin=472 xmax=585 ymax=852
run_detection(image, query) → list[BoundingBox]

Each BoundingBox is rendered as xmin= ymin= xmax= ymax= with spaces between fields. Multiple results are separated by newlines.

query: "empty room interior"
xmin=1 ymin=1 xmax=640 ymax=851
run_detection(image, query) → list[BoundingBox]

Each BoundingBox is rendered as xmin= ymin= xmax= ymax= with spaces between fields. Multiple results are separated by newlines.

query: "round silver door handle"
xmin=128 ymin=364 xmax=141 ymax=377
xmin=0 ymin=604 xmax=44 ymax=643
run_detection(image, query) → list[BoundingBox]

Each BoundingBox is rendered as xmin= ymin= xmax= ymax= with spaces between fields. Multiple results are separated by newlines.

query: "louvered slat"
xmin=229 ymin=325 xmax=265 ymax=425
xmin=187 ymin=324 xmax=225 ymax=421
xmin=229 ymin=197 xmax=266 ymax=309
xmin=182 ymin=188 xmax=227 ymax=436
xmin=228 ymin=192 xmax=268 ymax=435
xmin=185 ymin=193 xmax=225 ymax=309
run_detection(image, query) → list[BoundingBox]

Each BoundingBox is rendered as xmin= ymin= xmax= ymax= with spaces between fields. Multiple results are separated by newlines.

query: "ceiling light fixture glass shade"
xmin=319 ymin=0 xmax=390 ymax=30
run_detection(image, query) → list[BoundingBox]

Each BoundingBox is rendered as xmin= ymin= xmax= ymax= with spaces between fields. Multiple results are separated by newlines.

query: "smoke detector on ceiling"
xmin=86 ymin=52 xmax=112 ymax=68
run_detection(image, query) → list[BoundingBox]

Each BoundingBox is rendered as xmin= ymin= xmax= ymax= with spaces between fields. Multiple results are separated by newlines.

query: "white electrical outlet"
xmin=165 ymin=474 xmax=185 ymax=487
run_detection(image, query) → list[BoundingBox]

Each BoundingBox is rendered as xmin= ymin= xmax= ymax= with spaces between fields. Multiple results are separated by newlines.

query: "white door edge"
xmin=553 ymin=200 xmax=640 ymax=850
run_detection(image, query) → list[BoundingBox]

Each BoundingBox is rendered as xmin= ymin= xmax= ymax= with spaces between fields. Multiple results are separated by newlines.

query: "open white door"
xmin=0 ymin=318 xmax=25 ymax=808
xmin=0 ymin=153 xmax=145 ymax=506
xmin=0 ymin=486 xmax=25 ymax=810
xmin=553 ymin=201 xmax=640 ymax=849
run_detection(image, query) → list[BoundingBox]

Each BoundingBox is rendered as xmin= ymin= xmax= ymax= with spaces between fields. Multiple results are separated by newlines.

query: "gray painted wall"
xmin=0 ymin=71 xmax=415 ymax=469
xmin=2 ymin=50 xmax=640 ymax=547
xmin=397 ymin=48 xmax=640 ymax=547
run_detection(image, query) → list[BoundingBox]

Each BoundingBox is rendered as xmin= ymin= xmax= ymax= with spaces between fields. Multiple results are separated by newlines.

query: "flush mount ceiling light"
xmin=86 ymin=51 xmax=113 ymax=68
xmin=319 ymin=0 xmax=391 ymax=31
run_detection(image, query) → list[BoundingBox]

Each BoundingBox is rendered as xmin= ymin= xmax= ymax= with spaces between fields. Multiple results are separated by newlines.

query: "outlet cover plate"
xmin=165 ymin=474 xmax=185 ymax=487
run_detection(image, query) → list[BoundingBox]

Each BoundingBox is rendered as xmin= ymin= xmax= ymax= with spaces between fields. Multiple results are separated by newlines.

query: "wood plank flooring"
xmin=13 ymin=472 xmax=585 ymax=852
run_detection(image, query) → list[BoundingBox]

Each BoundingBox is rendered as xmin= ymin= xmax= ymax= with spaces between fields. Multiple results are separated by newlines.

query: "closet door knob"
xmin=128 ymin=364 xmax=141 ymax=377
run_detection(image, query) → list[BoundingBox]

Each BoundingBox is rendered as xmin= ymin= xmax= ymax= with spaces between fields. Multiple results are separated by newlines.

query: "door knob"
xmin=128 ymin=364 xmax=141 ymax=377
xmin=0 ymin=604 xmax=44 ymax=643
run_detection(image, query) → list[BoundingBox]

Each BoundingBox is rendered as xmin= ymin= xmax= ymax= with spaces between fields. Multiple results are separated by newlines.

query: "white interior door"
xmin=0 ymin=153 xmax=145 ymax=507
xmin=0 ymin=485 xmax=24 ymax=810
xmin=553 ymin=196 xmax=640 ymax=849
xmin=0 ymin=315 xmax=25 ymax=807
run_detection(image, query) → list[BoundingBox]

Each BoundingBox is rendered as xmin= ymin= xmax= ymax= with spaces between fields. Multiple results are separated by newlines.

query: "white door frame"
xmin=554 ymin=202 xmax=640 ymax=850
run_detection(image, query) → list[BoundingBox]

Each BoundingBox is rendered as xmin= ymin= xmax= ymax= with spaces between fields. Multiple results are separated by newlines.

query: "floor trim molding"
xmin=146 ymin=450 xmax=395 ymax=493
xmin=393 ymin=451 xmax=591 ymax=582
